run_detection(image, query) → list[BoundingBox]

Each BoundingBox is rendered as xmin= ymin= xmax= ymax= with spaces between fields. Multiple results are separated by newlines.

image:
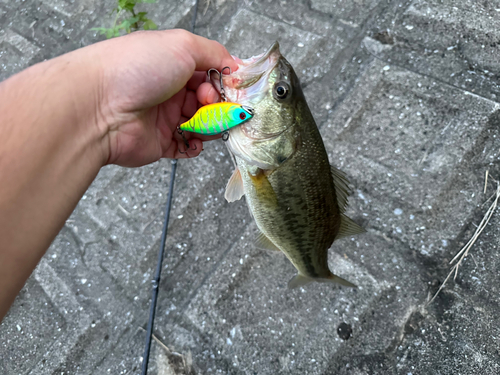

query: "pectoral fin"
xmin=225 ymin=168 xmax=245 ymax=202
xmin=248 ymin=170 xmax=278 ymax=207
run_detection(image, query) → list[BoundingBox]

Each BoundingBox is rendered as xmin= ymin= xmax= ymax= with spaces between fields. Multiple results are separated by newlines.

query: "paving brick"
xmin=369 ymin=0 xmax=500 ymax=101
xmin=322 ymin=57 xmax=500 ymax=257
xmin=236 ymin=0 xmax=356 ymax=39
xmin=77 ymin=144 xmax=241 ymax=302
xmin=220 ymin=9 xmax=346 ymax=87
xmin=0 ymin=278 xmax=66 ymax=375
xmin=22 ymin=234 xmax=146 ymax=374
xmin=0 ymin=28 xmax=41 ymax=79
xmin=152 ymin=0 xmax=197 ymax=30
xmin=311 ymin=0 xmax=383 ymax=27
xmin=178 ymin=222 xmax=426 ymax=374
xmin=397 ymin=209 xmax=500 ymax=375
xmin=398 ymin=303 xmax=500 ymax=374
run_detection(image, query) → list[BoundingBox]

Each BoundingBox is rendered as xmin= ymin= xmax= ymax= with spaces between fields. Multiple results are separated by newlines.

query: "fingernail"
xmin=211 ymin=89 xmax=220 ymax=103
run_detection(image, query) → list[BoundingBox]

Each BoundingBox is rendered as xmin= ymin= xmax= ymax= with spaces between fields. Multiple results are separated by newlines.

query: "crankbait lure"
xmin=179 ymin=102 xmax=254 ymax=135
xmin=177 ymin=67 xmax=254 ymax=151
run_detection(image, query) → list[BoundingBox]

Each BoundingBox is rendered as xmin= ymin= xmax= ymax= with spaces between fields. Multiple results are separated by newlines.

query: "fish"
xmin=221 ymin=42 xmax=365 ymax=289
xmin=179 ymin=102 xmax=254 ymax=135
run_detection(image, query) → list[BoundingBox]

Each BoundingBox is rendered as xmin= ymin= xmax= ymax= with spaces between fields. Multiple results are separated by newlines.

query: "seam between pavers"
xmin=363 ymin=45 xmax=500 ymax=106
xmin=29 ymin=260 xmax=92 ymax=375
xmin=179 ymin=222 xmax=253 ymax=314
xmin=88 ymin=323 xmax=140 ymax=374
xmin=306 ymin=0 xmax=407 ymax=121
xmin=27 ymin=254 xmax=143 ymax=374
xmin=407 ymin=1 xmax=498 ymax=20
xmin=241 ymin=8 xmax=325 ymax=38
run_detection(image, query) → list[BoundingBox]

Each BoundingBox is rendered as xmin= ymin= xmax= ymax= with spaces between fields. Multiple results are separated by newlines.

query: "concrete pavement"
xmin=1 ymin=0 xmax=500 ymax=374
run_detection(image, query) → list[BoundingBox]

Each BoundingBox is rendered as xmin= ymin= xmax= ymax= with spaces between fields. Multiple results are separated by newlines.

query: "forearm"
xmin=0 ymin=48 xmax=108 ymax=320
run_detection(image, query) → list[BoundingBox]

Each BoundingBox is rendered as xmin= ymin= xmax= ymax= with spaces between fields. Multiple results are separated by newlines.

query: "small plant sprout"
xmin=92 ymin=0 xmax=158 ymax=39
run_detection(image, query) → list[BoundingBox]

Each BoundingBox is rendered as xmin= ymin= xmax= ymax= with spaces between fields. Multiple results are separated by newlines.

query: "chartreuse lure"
xmin=179 ymin=102 xmax=254 ymax=136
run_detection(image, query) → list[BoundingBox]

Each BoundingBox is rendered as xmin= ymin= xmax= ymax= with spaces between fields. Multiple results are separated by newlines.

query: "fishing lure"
xmin=179 ymin=102 xmax=254 ymax=136
xmin=177 ymin=67 xmax=253 ymax=152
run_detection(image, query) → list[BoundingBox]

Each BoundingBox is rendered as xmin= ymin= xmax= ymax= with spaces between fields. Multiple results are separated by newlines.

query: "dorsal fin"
xmin=330 ymin=165 xmax=352 ymax=213
xmin=225 ymin=168 xmax=244 ymax=202
xmin=336 ymin=214 xmax=366 ymax=239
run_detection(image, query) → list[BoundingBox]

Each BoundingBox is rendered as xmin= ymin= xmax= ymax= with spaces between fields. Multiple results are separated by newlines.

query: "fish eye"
xmin=273 ymin=82 xmax=290 ymax=100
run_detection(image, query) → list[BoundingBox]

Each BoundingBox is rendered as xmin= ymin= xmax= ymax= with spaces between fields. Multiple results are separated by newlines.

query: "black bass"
xmin=222 ymin=42 xmax=365 ymax=288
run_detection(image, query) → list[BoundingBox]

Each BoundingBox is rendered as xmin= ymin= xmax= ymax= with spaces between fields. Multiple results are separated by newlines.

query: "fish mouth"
xmin=239 ymin=41 xmax=280 ymax=69
xmin=226 ymin=42 xmax=280 ymax=88
xmin=219 ymin=42 xmax=281 ymax=105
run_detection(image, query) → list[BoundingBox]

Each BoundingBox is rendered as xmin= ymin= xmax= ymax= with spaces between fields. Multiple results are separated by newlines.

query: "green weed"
xmin=92 ymin=0 xmax=158 ymax=39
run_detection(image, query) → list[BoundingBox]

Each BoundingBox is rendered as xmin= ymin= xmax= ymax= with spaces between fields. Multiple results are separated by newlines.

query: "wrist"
xmin=64 ymin=47 xmax=112 ymax=168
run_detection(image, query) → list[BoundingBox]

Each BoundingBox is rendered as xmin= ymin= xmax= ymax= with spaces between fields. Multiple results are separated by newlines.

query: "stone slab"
xmin=322 ymin=56 xmax=500 ymax=258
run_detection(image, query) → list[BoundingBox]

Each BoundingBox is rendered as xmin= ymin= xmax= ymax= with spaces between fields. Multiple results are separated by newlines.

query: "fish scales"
xmin=223 ymin=42 xmax=365 ymax=288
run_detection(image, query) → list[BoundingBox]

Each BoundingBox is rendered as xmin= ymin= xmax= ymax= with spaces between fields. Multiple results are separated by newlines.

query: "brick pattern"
xmin=1 ymin=0 xmax=500 ymax=374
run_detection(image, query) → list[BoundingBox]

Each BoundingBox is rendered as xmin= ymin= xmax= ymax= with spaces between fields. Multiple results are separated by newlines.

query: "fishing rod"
xmin=140 ymin=1 xmax=200 ymax=373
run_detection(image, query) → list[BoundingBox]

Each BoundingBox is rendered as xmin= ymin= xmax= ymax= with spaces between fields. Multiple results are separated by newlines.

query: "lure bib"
xmin=179 ymin=102 xmax=253 ymax=135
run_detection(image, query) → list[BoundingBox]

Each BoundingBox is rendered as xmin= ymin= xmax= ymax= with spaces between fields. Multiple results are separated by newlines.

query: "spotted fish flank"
xmin=223 ymin=42 xmax=365 ymax=288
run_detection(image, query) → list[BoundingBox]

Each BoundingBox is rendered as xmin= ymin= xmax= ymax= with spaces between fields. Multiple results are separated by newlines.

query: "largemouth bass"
xmin=222 ymin=42 xmax=365 ymax=288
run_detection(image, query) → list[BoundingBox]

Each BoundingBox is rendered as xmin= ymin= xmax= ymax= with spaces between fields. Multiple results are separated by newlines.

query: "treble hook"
xmin=176 ymin=127 xmax=197 ymax=154
xmin=176 ymin=66 xmax=233 ymax=154
xmin=208 ymin=66 xmax=231 ymax=102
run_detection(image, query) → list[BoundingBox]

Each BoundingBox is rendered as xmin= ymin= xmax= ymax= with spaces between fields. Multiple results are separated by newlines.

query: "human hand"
xmin=0 ymin=29 xmax=240 ymax=320
xmin=89 ymin=29 xmax=238 ymax=167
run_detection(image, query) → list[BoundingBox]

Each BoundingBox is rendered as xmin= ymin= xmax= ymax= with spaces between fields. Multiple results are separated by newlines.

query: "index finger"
xmin=175 ymin=30 xmax=238 ymax=73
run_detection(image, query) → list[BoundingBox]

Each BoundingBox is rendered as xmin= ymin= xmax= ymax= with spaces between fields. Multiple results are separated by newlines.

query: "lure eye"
xmin=239 ymin=112 xmax=247 ymax=120
xmin=273 ymin=82 xmax=290 ymax=100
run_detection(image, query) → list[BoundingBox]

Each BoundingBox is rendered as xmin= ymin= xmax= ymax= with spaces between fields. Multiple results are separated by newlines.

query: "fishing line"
xmin=141 ymin=1 xmax=200 ymax=373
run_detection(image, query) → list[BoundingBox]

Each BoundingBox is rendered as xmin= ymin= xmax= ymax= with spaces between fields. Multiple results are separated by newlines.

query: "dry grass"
xmin=137 ymin=327 xmax=193 ymax=374
xmin=428 ymin=172 xmax=500 ymax=305
xmin=204 ymin=0 xmax=211 ymax=15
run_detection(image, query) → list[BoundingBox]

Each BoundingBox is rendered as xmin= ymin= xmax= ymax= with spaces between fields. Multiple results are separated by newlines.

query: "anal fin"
xmin=288 ymin=274 xmax=313 ymax=289
xmin=255 ymin=232 xmax=281 ymax=252
xmin=288 ymin=273 xmax=357 ymax=289
xmin=336 ymin=214 xmax=366 ymax=239
xmin=327 ymin=274 xmax=357 ymax=288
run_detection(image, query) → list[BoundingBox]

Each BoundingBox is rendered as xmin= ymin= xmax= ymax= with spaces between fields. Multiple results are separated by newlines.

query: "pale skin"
xmin=0 ymin=29 xmax=237 ymax=321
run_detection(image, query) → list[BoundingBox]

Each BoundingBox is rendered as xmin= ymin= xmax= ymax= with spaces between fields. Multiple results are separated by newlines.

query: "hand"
xmin=92 ymin=29 xmax=238 ymax=167
xmin=0 ymin=29 xmax=239 ymax=320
